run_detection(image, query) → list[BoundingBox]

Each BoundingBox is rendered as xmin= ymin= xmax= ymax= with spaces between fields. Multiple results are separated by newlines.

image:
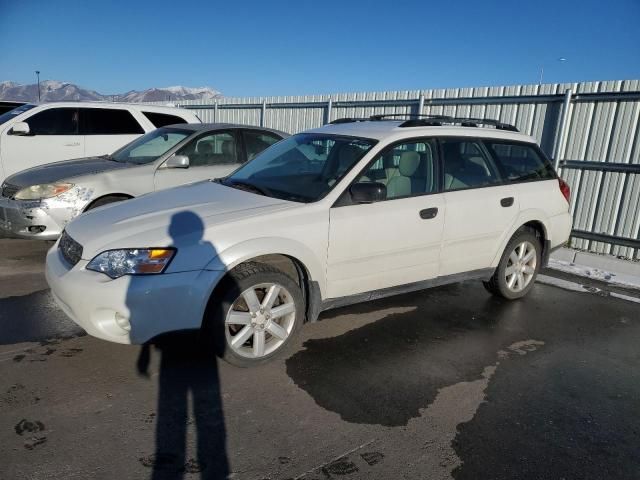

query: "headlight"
xmin=86 ymin=248 xmax=176 ymax=279
xmin=14 ymin=183 xmax=74 ymax=200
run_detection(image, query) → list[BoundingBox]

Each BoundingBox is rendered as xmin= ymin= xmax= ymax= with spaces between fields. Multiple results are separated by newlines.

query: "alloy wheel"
xmin=225 ymin=283 xmax=296 ymax=359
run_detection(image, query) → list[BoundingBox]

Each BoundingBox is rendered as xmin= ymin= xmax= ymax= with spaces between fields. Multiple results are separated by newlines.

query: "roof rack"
xmin=329 ymin=117 xmax=370 ymax=124
xmin=329 ymin=114 xmax=518 ymax=132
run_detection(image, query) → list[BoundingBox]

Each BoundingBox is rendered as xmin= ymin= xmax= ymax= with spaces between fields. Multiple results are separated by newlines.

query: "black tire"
xmin=483 ymin=228 xmax=542 ymax=300
xmin=203 ymin=262 xmax=304 ymax=367
xmin=85 ymin=195 xmax=130 ymax=211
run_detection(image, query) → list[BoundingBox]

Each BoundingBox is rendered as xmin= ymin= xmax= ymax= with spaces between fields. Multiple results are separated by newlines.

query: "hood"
xmin=65 ymin=181 xmax=297 ymax=269
xmin=5 ymin=157 xmax=136 ymax=187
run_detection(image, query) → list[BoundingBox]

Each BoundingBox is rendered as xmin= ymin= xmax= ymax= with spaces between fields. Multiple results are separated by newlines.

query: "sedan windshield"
xmin=0 ymin=104 xmax=36 ymax=126
xmin=110 ymin=127 xmax=191 ymax=164
xmin=223 ymin=133 xmax=376 ymax=202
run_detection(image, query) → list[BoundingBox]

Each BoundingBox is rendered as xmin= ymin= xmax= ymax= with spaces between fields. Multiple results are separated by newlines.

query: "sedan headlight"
xmin=86 ymin=248 xmax=176 ymax=279
xmin=14 ymin=183 xmax=74 ymax=200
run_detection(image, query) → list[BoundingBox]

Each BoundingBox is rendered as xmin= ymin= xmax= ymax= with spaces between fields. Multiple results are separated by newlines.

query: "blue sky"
xmin=1 ymin=0 xmax=638 ymax=96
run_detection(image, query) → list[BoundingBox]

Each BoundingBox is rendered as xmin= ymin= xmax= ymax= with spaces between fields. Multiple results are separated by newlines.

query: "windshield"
xmin=223 ymin=133 xmax=376 ymax=202
xmin=0 ymin=104 xmax=36 ymax=127
xmin=110 ymin=127 xmax=191 ymax=164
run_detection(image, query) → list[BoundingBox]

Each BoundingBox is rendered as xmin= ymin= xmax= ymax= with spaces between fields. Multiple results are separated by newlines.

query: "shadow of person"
xmin=134 ymin=211 xmax=230 ymax=479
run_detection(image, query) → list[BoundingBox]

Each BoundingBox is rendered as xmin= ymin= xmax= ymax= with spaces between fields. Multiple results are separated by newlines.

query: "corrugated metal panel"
xmin=144 ymin=80 xmax=640 ymax=259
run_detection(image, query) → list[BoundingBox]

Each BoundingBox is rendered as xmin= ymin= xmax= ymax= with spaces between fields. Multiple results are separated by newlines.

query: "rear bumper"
xmin=45 ymin=244 xmax=226 ymax=344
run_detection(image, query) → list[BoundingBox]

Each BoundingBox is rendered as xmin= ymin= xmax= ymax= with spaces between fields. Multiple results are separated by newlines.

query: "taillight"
xmin=558 ymin=178 xmax=570 ymax=203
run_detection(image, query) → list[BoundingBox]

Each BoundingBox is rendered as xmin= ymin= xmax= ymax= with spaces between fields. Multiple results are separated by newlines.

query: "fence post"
xmin=261 ymin=99 xmax=267 ymax=127
xmin=213 ymin=101 xmax=218 ymax=123
xmin=417 ymin=93 xmax=425 ymax=116
xmin=325 ymin=97 xmax=333 ymax=124
xmin=553 ymin=88 xmax=573 ymax=170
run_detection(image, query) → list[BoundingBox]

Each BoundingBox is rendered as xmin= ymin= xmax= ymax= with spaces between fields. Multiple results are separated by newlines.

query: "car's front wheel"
xmin=205 ymin=262 xmax=304 ymax=367
xmin=483 ymin=228 xmax=542 ymax=300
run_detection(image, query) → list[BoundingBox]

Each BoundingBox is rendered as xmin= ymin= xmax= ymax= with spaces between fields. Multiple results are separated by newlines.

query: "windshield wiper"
xmin=226 ymin=180 xmax=269 ymax=196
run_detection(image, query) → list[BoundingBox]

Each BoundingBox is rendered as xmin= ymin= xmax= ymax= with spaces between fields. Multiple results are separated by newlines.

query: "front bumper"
xmin=0 ymin=196 xmax=73 ymax=240
xmin=45 ymin=244 xmax=226 ymax=344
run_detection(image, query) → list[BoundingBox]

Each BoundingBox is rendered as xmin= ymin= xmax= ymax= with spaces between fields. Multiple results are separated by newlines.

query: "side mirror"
xmin=10 ymin=122 xmax=30 ymax=136
xmin=165 ymin=154 xmax=190 ymax=169
xmin=350 ymin=182 xmax=386 ymax=203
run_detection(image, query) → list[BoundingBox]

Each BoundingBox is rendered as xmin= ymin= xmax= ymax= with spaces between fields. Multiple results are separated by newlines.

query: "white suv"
xmin=0 ymin=102 xmax=200 ymax=183
xmin=45 ymin=115 xmax=572 ymax=366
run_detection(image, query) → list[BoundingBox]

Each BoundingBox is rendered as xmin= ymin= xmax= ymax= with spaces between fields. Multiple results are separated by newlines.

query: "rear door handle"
xmin=419 ymin=207 xmax=438 ymax=219
xmin=500 ymin=197 xmax=514 ymax=207
xmin=64 ymin=142 xmax=81 ymax=147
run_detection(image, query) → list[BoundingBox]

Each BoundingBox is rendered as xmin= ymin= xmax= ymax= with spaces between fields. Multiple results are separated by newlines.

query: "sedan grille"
xmin=59 ymin=231 xmax=83 ymax=267
xmin=1 ymin=183 xmax=19 ymax=199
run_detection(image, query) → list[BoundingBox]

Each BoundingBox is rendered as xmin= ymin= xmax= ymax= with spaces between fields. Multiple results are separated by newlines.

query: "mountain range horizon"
xmin=0 ymin=80 xmax=221 ymax=103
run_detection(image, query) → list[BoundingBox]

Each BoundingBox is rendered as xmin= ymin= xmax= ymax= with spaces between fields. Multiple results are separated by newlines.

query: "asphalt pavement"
xmin=1 ymin=238 xmax=639 ymax=480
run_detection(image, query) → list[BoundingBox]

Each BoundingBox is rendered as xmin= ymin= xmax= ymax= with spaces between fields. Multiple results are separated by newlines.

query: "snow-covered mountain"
xmin=0 ymin=80 xmax=221 ymax=103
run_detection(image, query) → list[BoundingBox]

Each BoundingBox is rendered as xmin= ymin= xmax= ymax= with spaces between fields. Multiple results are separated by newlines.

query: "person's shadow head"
xmin=135 ymin=210 xmax=229 ymax=479
xmin=168 ymin=210 xmax=206 ymax=247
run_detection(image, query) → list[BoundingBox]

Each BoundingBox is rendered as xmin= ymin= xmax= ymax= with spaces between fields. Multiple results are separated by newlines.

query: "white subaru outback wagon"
xmin=46 ymin=115 xmax=572 ymax=366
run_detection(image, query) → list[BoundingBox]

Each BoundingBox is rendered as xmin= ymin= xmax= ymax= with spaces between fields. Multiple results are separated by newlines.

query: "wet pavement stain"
xmin=286 ymin=284 xmax=519 ymax=426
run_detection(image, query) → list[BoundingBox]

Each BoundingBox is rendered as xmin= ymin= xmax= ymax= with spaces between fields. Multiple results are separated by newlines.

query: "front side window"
xmin=224 ymin=133 xmax=376 ymax=203
xmin=81 ymin=108 xmax=144 ymax=135
xmin=111 ymin=128 xmax=190 ymax=164
xmin=354 ymin=139 xmax=438 ymax=199
xmin=485 ymin=140 xmax=556 ymax=182
xmin=244 ymin=130 xmax=282 ymax=161
xmin=26 ymin=108 xmax=78 ymax=135
xmin=441 ymin=138 xmax=502 ymax=191
xmin=176 ymin=132 xmax=238 ymax=167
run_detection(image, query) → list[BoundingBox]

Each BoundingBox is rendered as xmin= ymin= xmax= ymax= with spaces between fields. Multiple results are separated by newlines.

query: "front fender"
xmin=203 ymin=236 xmax=327 ymax=298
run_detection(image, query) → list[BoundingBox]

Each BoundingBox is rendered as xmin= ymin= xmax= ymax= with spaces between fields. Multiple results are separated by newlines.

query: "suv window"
xmin=177 ymin=132 xmax=238 ymax=167
xmin=441 ymin=138 xmax=502 ymax=191
xmin=26 ymin=108 xmax=78 ymax=135
xmin=142 ymin=111 xmax=187 ymax=128
xmin=80 ymin=108 xmax=144 ymax=135
xmin=484 ymin=140 xmax=556 ymax=182
xmin=244 ymin=130 xmax=282 ymax=161
xmin=355 ymin=139 xmax=437 ymax=199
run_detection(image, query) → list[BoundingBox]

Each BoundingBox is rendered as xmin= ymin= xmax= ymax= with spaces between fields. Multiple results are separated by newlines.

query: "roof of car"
xmin=165 ymin=122 xmax=289 ymax=137
xmin=31 ymin=101 xmax=194 ymax=114
xmin=306 ymin=120 xmax=537 ymax=143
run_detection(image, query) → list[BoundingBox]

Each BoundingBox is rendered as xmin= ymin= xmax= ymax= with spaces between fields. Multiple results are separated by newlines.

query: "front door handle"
xmin=419 ymin=207 xmax=438 ymax=219
xmin=64 ymin=142 xmax=81 ymax=147
xmin=501 ymin=197 xmax=514 ymax=207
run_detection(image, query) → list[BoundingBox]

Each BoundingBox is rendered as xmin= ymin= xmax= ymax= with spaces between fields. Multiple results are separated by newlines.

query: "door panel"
xmin=0 ymin=107 xmax=84 ymax=180
xmin=80 ymin=107 xmax=145 ymax=158
xmin=440 ymin=185 xmax=518 ymax=275
xmin=327 ymin=195 xmax=446 ymax=298
xmin=438 ymin=137 xmax=519 ymax=276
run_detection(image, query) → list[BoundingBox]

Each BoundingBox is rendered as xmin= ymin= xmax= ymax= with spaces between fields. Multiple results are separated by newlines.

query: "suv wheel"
xmin=205 ymin=262 xmax=304 ymax=367
xmin=483 ymin=228 xmax=541 ymax=300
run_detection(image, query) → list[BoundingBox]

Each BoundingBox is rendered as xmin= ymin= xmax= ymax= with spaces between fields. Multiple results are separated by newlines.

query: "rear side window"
xmin=142 ymin=111 xmax=188 ymax=128
xmin=26 ymin=108 xmax=79 ymax=135
xmin=244 ymin=130 xmax=282 ymax=161
xmin=80 ymin=108 xmax=144 ymax=135
xmin=441 ymin=138 xmax=502 ymax=191
xmin=484 ymin=141 xmax=556 ymax=182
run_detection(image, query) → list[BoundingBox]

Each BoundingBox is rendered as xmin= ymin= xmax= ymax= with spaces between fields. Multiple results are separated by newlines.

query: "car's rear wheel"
xmin=205 ymin=262 xmax=304 ymax=367
xmin=483 ymin=228 xmax=541 ymax=300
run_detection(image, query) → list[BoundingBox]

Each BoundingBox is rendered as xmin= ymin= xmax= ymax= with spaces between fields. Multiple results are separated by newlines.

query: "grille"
xmin=58 ymin=231 xmax=83 ymax=267
xmin=1 ymin=183 xmax=19 ymax=199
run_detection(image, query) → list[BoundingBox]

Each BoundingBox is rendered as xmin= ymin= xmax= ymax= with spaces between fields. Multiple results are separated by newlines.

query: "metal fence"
xmin=158 ymin=80 xmax=640 ymax=259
